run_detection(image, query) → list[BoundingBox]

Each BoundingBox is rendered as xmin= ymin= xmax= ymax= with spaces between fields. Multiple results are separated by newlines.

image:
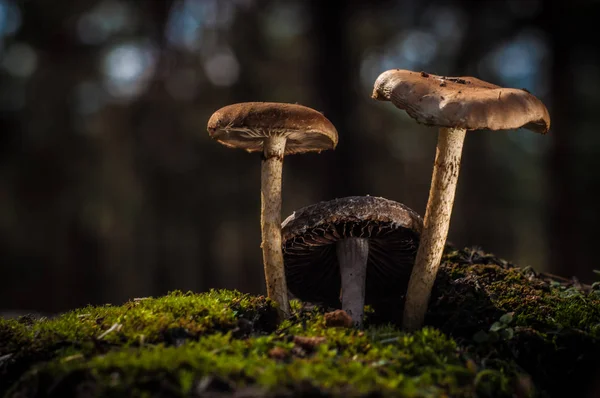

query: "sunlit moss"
xmin=1 ymin=291 xmax=518 ymax=397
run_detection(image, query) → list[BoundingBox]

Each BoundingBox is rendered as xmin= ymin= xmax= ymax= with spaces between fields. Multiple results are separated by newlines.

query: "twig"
xmin=97 ymin=323 xmax=122 ymax=340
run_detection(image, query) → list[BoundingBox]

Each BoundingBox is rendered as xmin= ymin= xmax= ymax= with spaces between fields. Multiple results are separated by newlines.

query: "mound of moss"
xmin=1 ymin=247 xmax=599 ymax=397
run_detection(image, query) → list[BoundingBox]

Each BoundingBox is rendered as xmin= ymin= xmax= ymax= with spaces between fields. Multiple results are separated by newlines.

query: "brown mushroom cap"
xmin=372 ymin=69 xmax=550 ymax=134
xmin=207 ymin=102 xmax=339 ymax=155
xmin=282 ymin=196 xmax=423 ymax=311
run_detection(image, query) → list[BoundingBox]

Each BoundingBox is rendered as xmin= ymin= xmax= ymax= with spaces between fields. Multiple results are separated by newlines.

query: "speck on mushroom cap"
xmin=282 ymin=196 xmax=423 ymax=309
xmin=372 ymin=69 xmax=551 ymax=134
xmin=207 ymin=102 xmax=339 ymax=155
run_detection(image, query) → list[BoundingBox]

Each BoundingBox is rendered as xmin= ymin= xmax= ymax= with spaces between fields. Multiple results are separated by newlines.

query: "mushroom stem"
xmin=336 ymin=237 xmax=369 ymax=327
xmin=403 ymin=127 xmax=467 ymax=331
xmin=261 ymin=135 xmax=291 ymax=320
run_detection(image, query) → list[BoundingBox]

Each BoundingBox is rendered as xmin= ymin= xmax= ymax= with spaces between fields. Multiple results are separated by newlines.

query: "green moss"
xmin=427 ymin=246 xmax=600 ymax=397
xmin=1 ymin=247 xmax=599 ymax=397
xmin=9 ymin=328 xmax=491 ymax=397
xmin=0 ymin=290 xmax=278 ymax=396
xmin=2 ymin=289 xmax=276 ymax=349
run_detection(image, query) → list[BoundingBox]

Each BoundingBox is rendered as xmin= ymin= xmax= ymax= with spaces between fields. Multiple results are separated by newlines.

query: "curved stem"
xmin=261 ymin=136 xmax=290 ymax=320
xmin=403 ymin=127 xmax=467 ymax=331
xmin=336 ymin=237 xmax=369 ymax=327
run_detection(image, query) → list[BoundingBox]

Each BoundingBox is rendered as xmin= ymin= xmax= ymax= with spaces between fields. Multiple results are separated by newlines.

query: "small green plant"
xmin=473 ymin=312 xmax=515 ymax=343
xmin=592 ymin=270 xmax=600 ymax=291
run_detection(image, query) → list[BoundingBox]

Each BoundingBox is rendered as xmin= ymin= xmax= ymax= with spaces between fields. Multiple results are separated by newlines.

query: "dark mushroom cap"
xmin=372 ymin=69 xmax=550 ymax=134
xmin=207 ymin=102 xmax=338 ymax=155
xmin=281 ymin=196 xmax=423 ymax=311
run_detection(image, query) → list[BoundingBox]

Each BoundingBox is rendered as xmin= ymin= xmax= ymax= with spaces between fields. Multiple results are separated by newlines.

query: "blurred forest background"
xmin=1 ymin=0 xmax=599 ymax=314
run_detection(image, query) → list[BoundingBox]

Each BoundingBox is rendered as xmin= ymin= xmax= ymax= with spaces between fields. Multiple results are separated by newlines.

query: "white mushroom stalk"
xmin=336 ymin=237 xmax=369 ymax=326
xmin=261 ymin=135 xmax=290 ymax=319
xmin=403 ymin=127 xmax=466 ymax=331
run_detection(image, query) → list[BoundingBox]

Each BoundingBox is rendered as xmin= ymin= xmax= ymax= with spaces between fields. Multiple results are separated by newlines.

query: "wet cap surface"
xmin=207 ymin=102 xmax=338 ymax=155
xmin=282 ymin=196 xmax=423 ymax=309
xmin=372 ymin=69 xmax=550 ymax=133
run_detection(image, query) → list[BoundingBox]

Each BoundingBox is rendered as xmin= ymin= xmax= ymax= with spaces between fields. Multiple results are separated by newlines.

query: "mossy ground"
xmin=1 ymin=246 xmax=599 ymax=397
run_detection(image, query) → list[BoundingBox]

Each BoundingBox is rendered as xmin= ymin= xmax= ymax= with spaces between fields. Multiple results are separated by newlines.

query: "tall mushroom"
xmin=207 ymin=102 xmax=338 ymax=320
xmin=282 ymin=196 xmax=423 ymax=326
xmin=372 ymin=69 xmax=551 ymax=331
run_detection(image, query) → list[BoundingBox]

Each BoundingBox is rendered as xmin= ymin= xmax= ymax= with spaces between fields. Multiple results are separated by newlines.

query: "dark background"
xmin=1 ymin=0 xmax=598 ymax=315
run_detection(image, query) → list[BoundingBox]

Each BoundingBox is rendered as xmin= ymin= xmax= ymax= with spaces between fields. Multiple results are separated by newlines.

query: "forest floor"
xmin=1 ymin=246 xmax=599 ymax=397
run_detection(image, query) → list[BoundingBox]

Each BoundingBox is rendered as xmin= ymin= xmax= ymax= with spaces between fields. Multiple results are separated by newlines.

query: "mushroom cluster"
xmin=207 ymin=69 xmax=550 ymax=330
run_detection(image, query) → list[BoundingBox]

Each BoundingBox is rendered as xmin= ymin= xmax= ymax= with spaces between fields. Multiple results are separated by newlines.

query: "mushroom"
xmin=372 ymin=69 xmax=551 ymax=331
xmin=281 ymin=196 xmax=423 ymax=326
xmin=207 ymin=102 xmax=338 ymax=320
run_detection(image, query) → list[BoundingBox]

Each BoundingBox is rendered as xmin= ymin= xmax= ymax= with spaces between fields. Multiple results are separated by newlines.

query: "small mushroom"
xmin=282 ymin=196 xmax=423 ymax=327
xmin=372 ymin=69 xmax=551 ymax=331
xmin=207 ymin=102 xmax=338 ymax=320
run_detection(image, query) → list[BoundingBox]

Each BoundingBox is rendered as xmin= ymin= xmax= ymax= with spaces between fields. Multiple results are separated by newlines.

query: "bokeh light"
xmin=485 ymin=28 xmax=548 ymax=94
xmin=1 ymin=42 xmax=37 ymax=77
xmin=0 ymin=0 xmax=21 ymax=39
xmin=203 ymin=48 xmax=239 ymax=87
xmin=102 ymin=41 xmax=157 ymax=99
xmin=77 ymin=0 xmax=134 ymax=45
